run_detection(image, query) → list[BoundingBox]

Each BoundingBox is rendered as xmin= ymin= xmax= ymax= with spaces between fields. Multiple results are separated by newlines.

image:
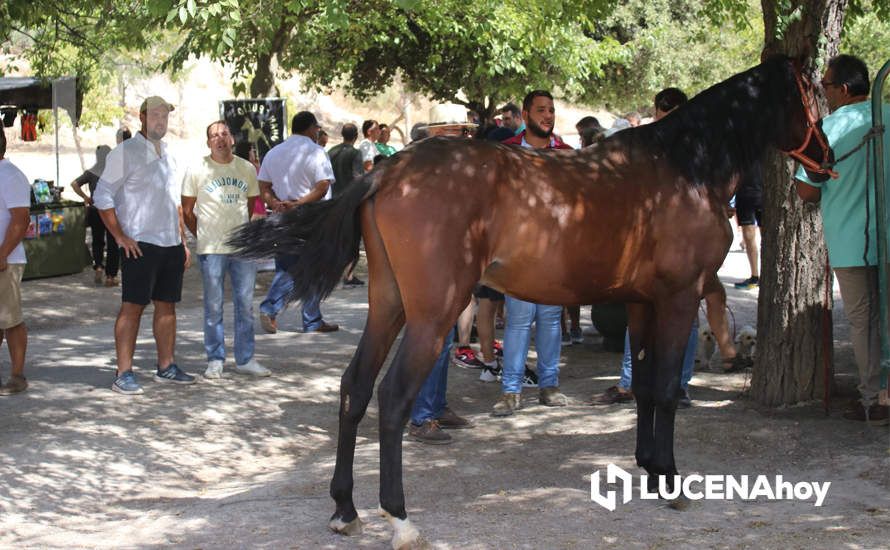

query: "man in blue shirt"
xmin=795 ymin=54 xmax=890 ymax=425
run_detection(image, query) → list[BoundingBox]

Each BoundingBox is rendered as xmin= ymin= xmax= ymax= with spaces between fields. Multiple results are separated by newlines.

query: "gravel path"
xmin=0 ymin=242 xmax=887 ymax=549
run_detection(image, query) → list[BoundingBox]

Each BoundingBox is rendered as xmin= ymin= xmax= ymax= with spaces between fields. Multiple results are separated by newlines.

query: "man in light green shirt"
xmin=795 ymin=54 xmax=890 ymax=424
xmin=375 ymin=124 xmax=397 ymax=157
xmin=182 ymin=120 xmax=269 ymax=380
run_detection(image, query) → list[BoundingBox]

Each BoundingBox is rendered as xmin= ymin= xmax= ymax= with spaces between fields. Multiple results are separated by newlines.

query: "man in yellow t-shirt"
xmin=182 ymin=120 xmax=269 ymax=379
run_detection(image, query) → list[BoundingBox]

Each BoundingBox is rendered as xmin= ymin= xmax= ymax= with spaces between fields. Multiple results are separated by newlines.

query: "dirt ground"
xmin=0 ymin=242 xmax=887 ymax=550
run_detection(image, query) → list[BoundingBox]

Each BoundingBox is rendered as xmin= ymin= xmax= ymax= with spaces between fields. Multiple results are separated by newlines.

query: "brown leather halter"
xmin=782 ymin=62 xmax=838 ymax=179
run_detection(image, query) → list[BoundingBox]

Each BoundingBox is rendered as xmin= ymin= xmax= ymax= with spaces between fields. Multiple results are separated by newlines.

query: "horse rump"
xmin=228 ymin=175 xmax=373 ymax=304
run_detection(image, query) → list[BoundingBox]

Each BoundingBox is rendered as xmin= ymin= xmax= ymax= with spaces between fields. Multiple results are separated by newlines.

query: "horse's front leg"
xmin=377 ymin=322 xmax=451 ymax=550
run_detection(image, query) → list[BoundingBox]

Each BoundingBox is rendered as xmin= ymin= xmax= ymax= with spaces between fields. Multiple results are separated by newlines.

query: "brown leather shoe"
xmin=260 ymin=313 xmax=277 ymax=334
xmin=596 ymin=385 xmax=634 ymax=404
xmin=314 ymin=321 xmax=339 ymax=333
xmin=408 ymin=419 xmax=452 ymax=444
xmin=436 ymin=407 xmax=473 ymax=429
xmin=0 ymin=375 xmax=28 ymax=396
xmin=843 ymin=402 xmax=890 ymax=426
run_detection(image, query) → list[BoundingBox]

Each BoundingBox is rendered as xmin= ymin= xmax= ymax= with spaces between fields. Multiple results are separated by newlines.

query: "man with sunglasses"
xmin=795 ymin=54 xmax=890 ymax=425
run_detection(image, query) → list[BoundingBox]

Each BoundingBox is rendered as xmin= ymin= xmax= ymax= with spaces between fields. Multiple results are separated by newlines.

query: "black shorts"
xmin=735 ymin=196 xmax=762 ymax=227
xmin=473 ymin=284 xmax=504 ymax=301
xmin=121 ymin=242 xmax=185 ymax=305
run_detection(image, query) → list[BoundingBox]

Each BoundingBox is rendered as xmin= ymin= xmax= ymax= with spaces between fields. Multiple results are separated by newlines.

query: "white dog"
xmin=697 ymin=323 xmax=716 ymax=364
xmin=735 ymin=325 xmax=757 ymax=361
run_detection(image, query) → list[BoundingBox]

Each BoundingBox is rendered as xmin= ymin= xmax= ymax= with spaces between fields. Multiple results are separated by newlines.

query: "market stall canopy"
xmin=0 ymin=77 xmax=82 ymax=125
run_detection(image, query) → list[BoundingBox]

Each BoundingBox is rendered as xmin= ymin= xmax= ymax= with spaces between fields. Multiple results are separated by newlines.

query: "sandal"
xmin=721 ymin=355 xmax=751 ymax=373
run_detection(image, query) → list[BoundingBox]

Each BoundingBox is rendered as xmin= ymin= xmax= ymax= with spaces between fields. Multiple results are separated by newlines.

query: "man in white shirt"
xmin=257 ymin=111 xmax=339 ymax=334
xmin=0 ymin=127 xmax=30 ymax=395
xmin=182 ymin=120 xmax=270 ymax=380
xmin=94 ymin=96 xmax=195 ymax=395
xmin=357 ymin=120 xmax=380 ymax=172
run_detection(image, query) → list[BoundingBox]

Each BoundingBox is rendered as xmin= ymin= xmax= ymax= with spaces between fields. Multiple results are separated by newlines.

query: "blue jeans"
xmin=199 ymin=254 xmax=258 ymax=366
xmin=259 ymin=253 xmax=323 ymax=331
xmin=620 ymin=318 xmax=698 ymax=390
xmin=410 ymin=327 xmax=455 ymax=424
xmin=502 ymin=296 xmax=562 ymax=393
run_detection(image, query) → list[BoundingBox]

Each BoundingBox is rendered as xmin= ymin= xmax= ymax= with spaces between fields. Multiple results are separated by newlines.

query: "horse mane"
xmin=619 ymin=55 xmax=796 ymax=188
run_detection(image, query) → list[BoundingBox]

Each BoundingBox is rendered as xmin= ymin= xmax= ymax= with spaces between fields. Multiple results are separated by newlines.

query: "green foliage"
xmin=584 ymin=0 xmax=763 ymax=112
xmin=277 ymin=0 xmax=624 ymax=118
xmin=4 ymin=0 xmax=890 ymax=121
xmin=842 ymin=5 xmax=890 ymax=100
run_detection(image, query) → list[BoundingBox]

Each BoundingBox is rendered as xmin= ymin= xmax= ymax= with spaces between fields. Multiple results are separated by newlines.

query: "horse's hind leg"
xmin=628 ymin=303 xmax=657 ymax=471
xmin=376 ymin=319 xmax=455 ymax=549
xmin=649 ymin=292 xmax=699 ymax=487
xmin=328 ymin=299 xmax=404 ymax=535
xmin=329 ymin=205 xmax=406 ymax=536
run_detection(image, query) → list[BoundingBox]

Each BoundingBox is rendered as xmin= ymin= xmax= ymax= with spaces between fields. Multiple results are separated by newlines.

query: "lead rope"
xmin=820 ymin=126 xmax=884 ymax=170
xmin=860 ymin=132 xmax=875 ymax=421
xmin=822 ymin=257 xmax=832 ymax=415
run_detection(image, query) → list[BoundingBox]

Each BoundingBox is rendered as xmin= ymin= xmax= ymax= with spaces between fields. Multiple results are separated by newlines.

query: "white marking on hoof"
xmin=329 ymin=516 xmax=363 ymax=536
xmin=378 ymin=506 xmax=422 ymax=550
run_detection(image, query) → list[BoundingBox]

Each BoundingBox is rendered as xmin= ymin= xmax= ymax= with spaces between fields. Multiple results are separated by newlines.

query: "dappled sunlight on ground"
xmin=0 ymin=253 xmax=887 ymax=548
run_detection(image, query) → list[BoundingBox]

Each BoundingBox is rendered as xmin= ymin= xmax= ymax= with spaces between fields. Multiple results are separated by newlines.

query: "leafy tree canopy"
xmin=2 ymin=0 xmax=890 ymax=121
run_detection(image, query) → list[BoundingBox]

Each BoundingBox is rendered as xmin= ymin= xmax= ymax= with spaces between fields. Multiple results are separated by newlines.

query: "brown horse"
xmin=231 ymin=55 xmax=833 ymax=548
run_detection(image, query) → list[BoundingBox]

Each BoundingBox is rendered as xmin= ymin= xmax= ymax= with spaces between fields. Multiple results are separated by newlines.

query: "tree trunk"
xmin=751 ymin=0 xmax=847 ymax=405
xmin=249 ymin=22 xmax=289 ymax=98
xmin=465 ymin=98 xmax=496 ymax=127
xmin=250 ymin=51 xmax=276 ymax=98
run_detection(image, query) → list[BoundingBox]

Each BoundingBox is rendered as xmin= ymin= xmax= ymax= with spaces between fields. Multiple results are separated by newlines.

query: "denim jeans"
xmin=259 ymin=253 xmax=323 ymax=331
xmin=410 ymin=327 xmax=455 ymax=424
xmin=199 ymin=254 xmax=257 ymax=366
xmin=619 ymin=317 xmax=698 ymax=390
xmin=502 ymin=296 xmax=562 ymax=393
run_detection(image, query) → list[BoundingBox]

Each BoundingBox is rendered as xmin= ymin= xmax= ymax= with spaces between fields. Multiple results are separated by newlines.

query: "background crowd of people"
xmin=0 ymin=54 xmax=885 ymax=431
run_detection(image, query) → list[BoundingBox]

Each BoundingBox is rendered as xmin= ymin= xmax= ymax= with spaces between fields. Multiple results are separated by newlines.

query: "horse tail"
xmin=228 ymin=174 xmax=378 ymax=304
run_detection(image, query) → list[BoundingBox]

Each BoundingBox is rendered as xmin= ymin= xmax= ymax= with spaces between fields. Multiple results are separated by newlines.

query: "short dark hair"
xmin=500 ymin=102 xmax=521 ymax=118
xmin=580 ymin=126 xmax=604 ymax=147
xmin=576 ymin=116 xmax=602 ymax=133
xmin=116 ymin=127 xmax=132 ymax=142
xmin=0 ymin=126 xmax=6 ymax=158
xmin=362 ymin=120 xmax=377 ymax=137
xmin=827 ymin=54 xmax=870 ymax=96
xmin=654 ymin=88 xmax=688 ymax=114
xmin=341 ymin=123 xmax=358 ymax=142
xmin=522 ymin=90 xmax=553 ymax=113
xmin=205 ymin=119 xmax=229 ymax=138
xmin=378 ymin=123 xmax=388 ymax=131
xmin=291 ymin=111 xmax=319 ymax=134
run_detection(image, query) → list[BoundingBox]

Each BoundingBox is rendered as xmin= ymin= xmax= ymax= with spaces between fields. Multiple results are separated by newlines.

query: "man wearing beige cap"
xmin=94 ymin=95 xmax=195 ymax=395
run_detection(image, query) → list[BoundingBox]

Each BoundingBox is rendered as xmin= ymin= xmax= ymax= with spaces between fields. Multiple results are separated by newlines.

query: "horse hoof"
xmin=667 ymin=494 xmax=691 ymax=511
xmin=329 ymin=515 xmax=363 ymax=536
xmin=378 ymin=506 xmax=423 ymax=550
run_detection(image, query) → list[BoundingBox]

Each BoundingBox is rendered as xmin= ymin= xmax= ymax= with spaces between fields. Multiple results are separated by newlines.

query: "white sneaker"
xmin=479 ymin=361 xmax=501 ymax=382
xmin=235 ymin=359 xmax=271 ymax=377
xmin=204 ymin=360 xmax=224 ymax=379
